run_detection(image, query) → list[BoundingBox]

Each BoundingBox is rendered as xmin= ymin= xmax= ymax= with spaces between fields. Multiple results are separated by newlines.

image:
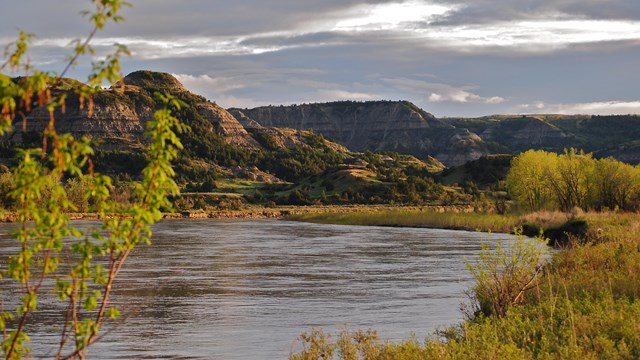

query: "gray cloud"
xmin=380 ymin=77 xmax=505 ymax=104
xmin=433 ymin=0 xmax=640 ymax=25
xmin=3 ymin=0 xmax=640 ymax=117
xmin=521 ymin=100 xmax=640 ymax=115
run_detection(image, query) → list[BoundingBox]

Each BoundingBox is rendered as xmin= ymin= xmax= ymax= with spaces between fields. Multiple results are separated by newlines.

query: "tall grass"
xmin=288 ymin=208 xmax=520 ymax=233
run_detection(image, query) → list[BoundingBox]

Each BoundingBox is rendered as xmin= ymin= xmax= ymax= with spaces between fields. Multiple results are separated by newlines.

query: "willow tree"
xmin=0 ymin=1 xmax=187 ymax=359
xmin=506 ymin=150 xmax=557 ymax=211
xmin=507 ymin=149 xmax=640 ymax=212
xmin=547 ymin=149 xmax=594 ymax=212
xmin=591 ymin=157 xmax=640 ymax=211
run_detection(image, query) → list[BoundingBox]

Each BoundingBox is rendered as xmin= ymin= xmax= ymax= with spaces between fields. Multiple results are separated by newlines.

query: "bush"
xmin=0 ymin=171 xmax=15 ymax=209
xmin=467 ymin=229 xmax=547 ymax=318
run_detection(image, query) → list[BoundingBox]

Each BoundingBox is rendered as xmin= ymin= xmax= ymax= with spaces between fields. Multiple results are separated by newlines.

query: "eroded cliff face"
xmin=196 ymin=102 xmax=260 ymax=150
xmin=10 ymin=89 xmax=150 ymax=150
xmin=229 ymin=101 xmax=487 ymax=165
xmin=433 ymin=129 xmax=487 ymax=167
xmin=479 ymin=116 xmax=573 ymax=151
xmin=9 ymin=71 xmax=261 ymax=152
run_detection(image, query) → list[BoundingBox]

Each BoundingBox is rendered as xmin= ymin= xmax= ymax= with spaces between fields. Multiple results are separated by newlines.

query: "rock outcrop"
xmin=9 ymin=71 xmax=261 ymax=152
xmin=11 ymin=89 xmax=150 ymax=150
xmin=229 ymin=101 xmax=487 ymax=166
xmin=478 ymin=116 xmax=573 ymax=152
xmin=196 ymin=102 xmax=260 ymax=150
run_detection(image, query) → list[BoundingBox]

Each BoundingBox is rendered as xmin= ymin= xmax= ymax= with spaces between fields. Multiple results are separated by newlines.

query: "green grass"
xmin=212 ymin=179 xmax=274 ymax=196
xmin=288 ymin=208 xmax=520 ymax=233
xmin=280 ymin=167 xmax=384 ymax=198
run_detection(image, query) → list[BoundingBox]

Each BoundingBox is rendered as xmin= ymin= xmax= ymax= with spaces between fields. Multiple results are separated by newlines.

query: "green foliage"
xmin=0 ymin=1 xmax=187 ymax=358
xmin=290 ymin=329 xmax=336 ymax=360
xmin=249 ymin=128 xmax=279 ymax=151
xmin=0 ymin=172 xmax=15 ymax=209
xmin=258 ymin=142 xmax=345 ymax=182
xmin=92 ymin=150 xmax=148 ymax=177
xmin=467 ymin=229 xmax=547 ymax=317
xmin=288 ymin=188 xmax=312 ymax=205
xmin=552 ymin=114 xmax=640 ymax=152
xmin=507 ymin=149 xmax=640 ymax=212
xmin=175 ymin=101 xmax=253 ymax=167
xmin=120 ymin=70 xmax=187 ymax=92
xmin=441 ymin=155 xmax=512 ymax=189
xmin=506 ymin=149 xmax=557 ymax=211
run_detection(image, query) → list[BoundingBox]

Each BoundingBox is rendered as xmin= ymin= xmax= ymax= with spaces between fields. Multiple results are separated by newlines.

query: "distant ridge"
xmin=229 ymin=101 xmax=488 ymax=166
xmin=7 ymin=70 xmax=640 ymax=167
xmin=441 ymin=114 xmax=640 ymax=164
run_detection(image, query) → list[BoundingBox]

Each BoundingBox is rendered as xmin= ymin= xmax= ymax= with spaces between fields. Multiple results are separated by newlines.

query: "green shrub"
xmin=467 ymin=229 xmax=547 ymax=318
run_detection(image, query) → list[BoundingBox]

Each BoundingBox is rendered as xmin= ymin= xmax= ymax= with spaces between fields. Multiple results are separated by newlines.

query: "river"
xmin=0 ymin=219 xmax=515 ymax=359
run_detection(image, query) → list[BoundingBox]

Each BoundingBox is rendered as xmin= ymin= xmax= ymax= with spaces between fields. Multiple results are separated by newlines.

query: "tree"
xmin=0 ymin=1 xmax=187 ymax=359
xmin=591 ymin=157 xmax=640 ymax=211
xmin=507 ymin=149 xmax=640 ymax=212
xmin=547 ymin=148 xmax=593 ymax=211
xmin=506 ymin=150 xmax=556 ymax=211
xmin=467 ymin=230 xmax=547 ymax=318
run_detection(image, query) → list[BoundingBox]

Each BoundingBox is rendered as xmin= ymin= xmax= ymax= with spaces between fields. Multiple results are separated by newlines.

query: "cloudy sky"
xmin=2 ymin=0 xmax=640 ymax=117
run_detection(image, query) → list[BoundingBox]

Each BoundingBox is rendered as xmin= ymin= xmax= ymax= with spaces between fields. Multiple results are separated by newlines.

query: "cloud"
xmin=211 ymin=94 xmax=265 ymax=109
xmin=381 ymin=77 xmax=505 ymax=104
xmin=170 ymin=69 xmax=379 ymax=108
xmin=4 ymin=0 xmax=640 ymax=117
xmin=521 ymin=100 xmax=640 ymax=115
xmin=435 ymin=0 xmax=640 ymax=26
xmin=9 ymin=0 xmax=640 ymax=63
xmin=428 ymin=91 xmax=505 ymax=104
xmin=170 ymin=74 xmax=265 ymax=108
xmin=311 ymin=89 xmax=377 ymax=102
xmin=420 ymin=19 xmax=640 ymax=51
xmin=331 ymin=1 xmax=458 ymax=31
xmin=172 ymin=74 xmax=246 ymax=93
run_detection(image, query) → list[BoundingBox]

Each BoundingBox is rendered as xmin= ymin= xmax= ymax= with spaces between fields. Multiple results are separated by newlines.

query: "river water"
xmin=0 ymin=219 xmax=515 ymax=359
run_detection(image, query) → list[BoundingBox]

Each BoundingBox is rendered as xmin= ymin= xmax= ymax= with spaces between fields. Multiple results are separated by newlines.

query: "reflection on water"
xmin=0 ymin=219 xmax=514 ymax=359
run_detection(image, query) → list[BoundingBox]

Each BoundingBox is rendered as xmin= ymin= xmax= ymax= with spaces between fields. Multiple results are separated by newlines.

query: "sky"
xmin=2 ymin=0 xmax=640 ymax=117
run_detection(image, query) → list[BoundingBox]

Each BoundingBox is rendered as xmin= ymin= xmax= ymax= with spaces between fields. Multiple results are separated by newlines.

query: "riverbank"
xmin=287 ymin=208 xmax=520 ymax=233
xmin=0 ymin=204 xmax=480 ymax=222
xmin=286 ymin=208 xmax=598 ymax=246
xmin=289 ymin=210 xmax=640 ymax=359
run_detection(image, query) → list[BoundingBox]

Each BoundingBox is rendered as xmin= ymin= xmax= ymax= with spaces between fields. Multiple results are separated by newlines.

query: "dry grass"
xmin=519 ymin=210 xmax=571 ymax=228
xmin=288 ymin=208 xmax=520 ymax=233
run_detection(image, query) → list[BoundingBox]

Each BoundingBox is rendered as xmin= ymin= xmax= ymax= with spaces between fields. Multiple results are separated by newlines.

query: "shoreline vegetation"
xmin=0 ymin=204 xmax=606 ymax=244
xmin=0 ymin=204 xmax=553 ymax=240
xmin=285 ymin=207 xmax=640 ymax=359
xmin=286 ymin=207 xmax=519 ymax=233
xmin=0 ymin=204 xmax=489 ymax=224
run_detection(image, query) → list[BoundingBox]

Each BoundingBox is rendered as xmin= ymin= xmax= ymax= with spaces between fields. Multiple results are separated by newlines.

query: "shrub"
xmin=467 ymin=229 xmax=548 ymax=317
xmin=0 ymin=171 xmax=16 ymax=209
xmin=290 ymin=329 xmax=336 ymax=360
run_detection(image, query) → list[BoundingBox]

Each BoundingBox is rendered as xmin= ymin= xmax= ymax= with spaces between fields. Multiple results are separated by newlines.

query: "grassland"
xmin=288 ymin=207 xmax=519 ymax=233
